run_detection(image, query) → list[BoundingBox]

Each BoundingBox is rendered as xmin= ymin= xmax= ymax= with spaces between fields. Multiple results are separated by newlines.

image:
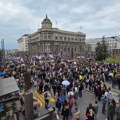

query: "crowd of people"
xmin=0 ymin=55 xmax=120 ymax=120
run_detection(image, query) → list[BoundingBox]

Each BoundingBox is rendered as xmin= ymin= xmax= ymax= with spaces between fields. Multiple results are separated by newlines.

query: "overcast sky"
xmin=0 ymin=0 xmax=120 ymax=49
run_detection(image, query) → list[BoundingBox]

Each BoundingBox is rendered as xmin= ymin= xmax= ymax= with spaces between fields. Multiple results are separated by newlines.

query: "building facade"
xmin=18 ymin=15 xmax=86 ymax=56
xmin=86 ymin=36 xmax=120 ymax=55
xmin=111 ymin=36 xmax=120 ymax=55
xmin=17 ymin=34 xmax=29 ymax=51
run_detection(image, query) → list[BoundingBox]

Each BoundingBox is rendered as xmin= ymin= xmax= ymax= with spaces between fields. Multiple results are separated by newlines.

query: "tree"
xmin=95 ymin=37 xmax=109 ymax=61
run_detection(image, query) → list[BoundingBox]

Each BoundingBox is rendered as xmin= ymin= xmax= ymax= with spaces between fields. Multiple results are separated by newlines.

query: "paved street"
xmin=18 ymin=82 xmax=120 ymax=120
xmin=78 ymin=90 xmax=107 ymax=120
xmin=17 ymin=88 xmax=118 ymax=120
xmin=31 ymin=87 xmax=120 ymax=120
xmin=33 ymin=90 xmax=107 ymax=120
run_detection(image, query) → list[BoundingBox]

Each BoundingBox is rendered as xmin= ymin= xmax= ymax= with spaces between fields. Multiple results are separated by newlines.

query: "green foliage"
xmin=105 ymin=57 xmax=120 ymax=63
xmin=95 ymin=38 xmax=109 ymax=61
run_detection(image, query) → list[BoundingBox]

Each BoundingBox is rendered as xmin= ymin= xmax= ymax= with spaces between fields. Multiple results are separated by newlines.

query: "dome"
xmin=41 ymin=15 xmax=52 ymax=25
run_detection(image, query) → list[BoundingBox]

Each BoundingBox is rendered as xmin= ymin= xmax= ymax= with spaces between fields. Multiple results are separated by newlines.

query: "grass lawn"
xmin=105 ymin=57 xmax=120 ymax=63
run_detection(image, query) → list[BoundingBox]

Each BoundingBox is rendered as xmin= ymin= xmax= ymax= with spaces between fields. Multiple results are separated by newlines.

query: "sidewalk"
xmin=105 ymin=82 xmax=120 ymax=93
xmin=84 ymin=82 xmax=120 ymax=93
xmin=84 ymin=82 xmax=120 ymax=102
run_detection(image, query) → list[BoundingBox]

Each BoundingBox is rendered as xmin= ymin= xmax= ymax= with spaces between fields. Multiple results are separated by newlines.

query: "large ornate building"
xmin=18 ymin=15 xmax=86 ymax=56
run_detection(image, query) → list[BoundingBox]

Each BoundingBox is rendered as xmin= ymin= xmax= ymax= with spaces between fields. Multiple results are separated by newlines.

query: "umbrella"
xmin=62 ymin=80 xmax=70 ymax=86
xmin=117 ymin=93 xmax=120 ymax=97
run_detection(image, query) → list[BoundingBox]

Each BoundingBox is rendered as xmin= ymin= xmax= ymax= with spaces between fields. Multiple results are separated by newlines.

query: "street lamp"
xmin=1 ymin=39 xmax=5 ymax=67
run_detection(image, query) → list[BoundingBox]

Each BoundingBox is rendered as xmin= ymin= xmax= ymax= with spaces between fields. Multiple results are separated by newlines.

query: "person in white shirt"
xmin=44 ymin=91 xmax=51 ymax=109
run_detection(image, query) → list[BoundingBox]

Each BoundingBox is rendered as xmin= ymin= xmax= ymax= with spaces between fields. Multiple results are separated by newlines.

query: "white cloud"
xmin=0 ymin=0 xmax=120 ymax=48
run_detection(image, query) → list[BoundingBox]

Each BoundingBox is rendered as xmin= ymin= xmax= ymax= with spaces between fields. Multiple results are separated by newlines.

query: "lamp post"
xmin=1 ymin=39 xmax=5 ymax=67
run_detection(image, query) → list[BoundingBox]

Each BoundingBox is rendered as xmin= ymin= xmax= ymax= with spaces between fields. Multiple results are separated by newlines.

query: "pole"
xmin=1 ymin=39 xmax=5 ymax=67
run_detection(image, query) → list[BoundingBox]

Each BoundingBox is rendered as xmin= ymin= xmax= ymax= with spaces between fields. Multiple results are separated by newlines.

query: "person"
xmin=75 ymin=116 xmax=80 ymax=120
xmin=44 ymin=90 xmax=51 ymax=109
xmin=33 ymin=106 xmax=38 ymax=118
xmin=101 ymin=91 xmax=107 ymax=114
xmin=38 ymin=81 xmax=43 ymax=94
xmin=68 ymin=95 xmax=74 ymax=116
xmin=74 ymin=86 xmax=79 ymax=100
xmin=59 ymin=93 xmax=66 ymax=105
xmin=78 ymin=82 xmax=84 ymax=98
xmin=115 ymin=99 xmax=120 ymax=120
xmin=68 ymin=90 xmax=74 ymax=98
xmin=86 ymin=103 xmax=95 ymax=120
xmin=52 ymin=80 xmax=57 ymax=97
xmin=107 ymin=88 xmax=113 ymax=107
xmin=52 ymin=107 xmax=58 ymax=120
xmin=107 ymin=99 xmax=116 ymax=120
xmin=73 ymin=106 xmax=80 ymax=120
xmin=93 ymin=101 xmax=99 ymax=120
xmin=61 ymin=101 xmax=69 ymax=120
xmin=55 ymin=98 xmax=61 ymax=116
xmin=117 ymin=76 xmax=120 ymax=90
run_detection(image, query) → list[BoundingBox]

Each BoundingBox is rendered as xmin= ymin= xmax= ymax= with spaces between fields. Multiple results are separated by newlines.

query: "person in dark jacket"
xmin=78 ymin=82 xmax=84 ymax=98
xmin=107 ymin=99 xmax=116 ymax=120
xmin=86 ymin=103 xmax=95 ymax=120
xmin=56 ymin=98 xmax=61 ymax=116
xmin=115 ymin=99 xmax=120 ymax=120
xmin=93 ymin=101 xmax=99 ymax=120
xmin=61 ymin=101 xmax=69 ymax=120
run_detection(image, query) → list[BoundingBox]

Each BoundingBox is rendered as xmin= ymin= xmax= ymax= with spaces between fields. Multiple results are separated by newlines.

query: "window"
xmin=55 ymin=36 xmax=58 ymax=40
xmin=71 ymin=38 xmax=73 ymax=40
xmin=60 ymin=36 xmax=62 ymax=40
xmin=48 ymin=33 xmax=51 ymax=39
xmin=68 ymin=38 xmax=70 ymax=41
xmin=25 ymin=40 xmax=28 ymax=43
xmin=45 ymin=45 xmax=47 ymax=49
xmin=64 ymin=37 xmax=66 ymax=40
xmin=44 ymin=33 xmax=47 ymax=39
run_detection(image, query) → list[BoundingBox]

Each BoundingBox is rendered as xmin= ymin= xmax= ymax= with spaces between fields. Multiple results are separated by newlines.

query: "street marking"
xmin=50 ymin=97 xmax=55 ymax=102
xmin=40 ymin=94 xmax=55 ymax=102
xmin=33 ymin=96 xmax=42 ymax=107
xmin=35 ymin=91 xmax=55 ymax=103
xmin=35 ymin=91 xmax=45 ymax=103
